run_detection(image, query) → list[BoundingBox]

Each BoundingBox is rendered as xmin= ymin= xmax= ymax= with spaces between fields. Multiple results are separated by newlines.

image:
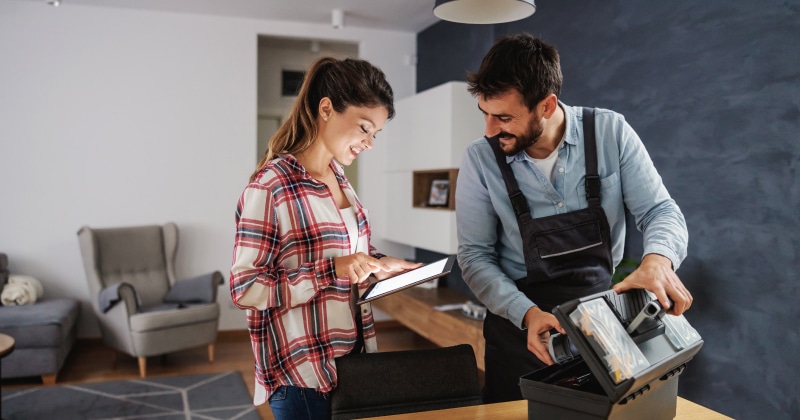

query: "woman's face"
xmin=319 ymin=104 xmax=389 ymax=166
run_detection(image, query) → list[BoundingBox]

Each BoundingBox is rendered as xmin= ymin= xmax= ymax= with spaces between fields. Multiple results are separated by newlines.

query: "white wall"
xmin=0 ymin=1 xmax=415 ymax=336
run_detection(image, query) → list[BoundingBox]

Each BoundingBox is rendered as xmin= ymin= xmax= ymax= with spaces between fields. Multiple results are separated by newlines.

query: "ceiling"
xmin=23 ymin=0 xmax=442 ymax=32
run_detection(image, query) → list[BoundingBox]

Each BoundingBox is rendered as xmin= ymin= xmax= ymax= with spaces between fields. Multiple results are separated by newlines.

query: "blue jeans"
xmin=268 ymin=386 xmax=331 ymax=420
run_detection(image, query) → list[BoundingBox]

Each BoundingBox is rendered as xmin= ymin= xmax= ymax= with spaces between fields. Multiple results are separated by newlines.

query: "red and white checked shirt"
xmin=230 ymin=154 xmax=382 ymax=405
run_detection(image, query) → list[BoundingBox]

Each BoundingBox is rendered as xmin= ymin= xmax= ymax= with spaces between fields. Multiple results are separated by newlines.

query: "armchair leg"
xmin=42 ymin=374 xmax=56 ymax=385
xmin=138 ymin=357 xmax=147 ymax=378
xmin=111 ymin=349 xmax=118 ymax=369
xmin=208 ymin=343 xmax=215 ymax=363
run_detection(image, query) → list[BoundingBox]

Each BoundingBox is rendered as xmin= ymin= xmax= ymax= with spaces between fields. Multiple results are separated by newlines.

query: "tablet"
xmin=357 ymin=256 xmax=456 ymax=304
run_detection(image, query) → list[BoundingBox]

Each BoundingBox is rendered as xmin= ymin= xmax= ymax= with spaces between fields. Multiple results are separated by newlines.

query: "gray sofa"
xmin=0 ymin=253 xmax=80 ymax=385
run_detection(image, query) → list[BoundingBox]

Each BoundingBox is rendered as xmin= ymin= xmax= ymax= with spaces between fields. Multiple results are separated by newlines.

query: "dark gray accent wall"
xmin=417 ymin=1 xmax=800 ymax=419
xmin=416 ymin=22 xmax=494 ymax=93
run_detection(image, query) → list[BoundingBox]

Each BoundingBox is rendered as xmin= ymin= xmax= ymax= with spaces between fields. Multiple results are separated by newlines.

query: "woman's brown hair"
xmin=250 ymin=57 xmax=394 ymax=182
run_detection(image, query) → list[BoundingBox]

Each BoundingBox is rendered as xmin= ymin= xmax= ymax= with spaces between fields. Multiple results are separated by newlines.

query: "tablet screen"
xmin=358 ymin=256 xmax=455 ymax=304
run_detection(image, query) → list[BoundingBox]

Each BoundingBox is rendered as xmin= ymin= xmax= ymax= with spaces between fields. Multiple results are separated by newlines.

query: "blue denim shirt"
xmin=455 ymin=103 xmax=688 ymax=328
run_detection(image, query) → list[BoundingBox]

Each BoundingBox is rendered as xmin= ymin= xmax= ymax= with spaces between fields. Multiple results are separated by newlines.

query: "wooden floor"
xmin=0 ymin=322 xmax=448 ymax=420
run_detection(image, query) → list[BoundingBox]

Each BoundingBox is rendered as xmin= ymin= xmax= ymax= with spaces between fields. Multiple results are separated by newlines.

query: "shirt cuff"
xmin=642 ymin=244 xmax=682 ymax=270
xmin=317 ymin=257 xmax=346 ymax=289
xmin=507 ymin=294 xmax=536 ymax=329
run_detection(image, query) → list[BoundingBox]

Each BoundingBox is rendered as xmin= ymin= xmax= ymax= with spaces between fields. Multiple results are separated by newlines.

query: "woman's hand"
xmin=371 ymin=256 xmax=423 ymax=281
xmin=334 ymin=253 xmax=391 ymax=284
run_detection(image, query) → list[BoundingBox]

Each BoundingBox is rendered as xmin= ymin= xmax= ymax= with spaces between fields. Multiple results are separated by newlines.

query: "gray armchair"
xmin=77 ymin=222 xmax=221 ymax=378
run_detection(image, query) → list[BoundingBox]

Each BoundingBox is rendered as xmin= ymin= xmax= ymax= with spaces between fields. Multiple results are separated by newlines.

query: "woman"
xmin=229 ymin=57 xmax=420 ymax=419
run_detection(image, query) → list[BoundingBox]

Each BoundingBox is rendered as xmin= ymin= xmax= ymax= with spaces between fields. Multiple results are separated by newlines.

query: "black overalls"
xmin=482 ymin=108 xmax=614 ymax=403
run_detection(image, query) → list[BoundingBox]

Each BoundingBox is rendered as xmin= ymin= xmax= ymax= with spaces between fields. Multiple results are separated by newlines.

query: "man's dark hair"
xmin=467 ymin=33 xmax=562 ymax=111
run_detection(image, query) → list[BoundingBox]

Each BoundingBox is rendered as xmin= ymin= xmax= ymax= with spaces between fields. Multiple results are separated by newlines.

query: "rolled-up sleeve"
xmin=616 ymin=117 xmax=688 ymax=269
xmin=456 ymin=143 xmax=535 ymax=328
xmin=229 ymin=184 xmax=340 ymax=311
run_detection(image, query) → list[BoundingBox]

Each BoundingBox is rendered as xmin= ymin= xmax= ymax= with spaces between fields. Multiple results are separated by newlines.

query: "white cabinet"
xmin=382 ymin=81 xmax=484 ymax=254
xmin=386 ymin=81 xmax=483 ymax=171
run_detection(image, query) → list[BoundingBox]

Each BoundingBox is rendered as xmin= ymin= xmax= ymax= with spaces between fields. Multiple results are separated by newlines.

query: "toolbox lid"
xmin=551 ymin=289 xmax=703 ymax=403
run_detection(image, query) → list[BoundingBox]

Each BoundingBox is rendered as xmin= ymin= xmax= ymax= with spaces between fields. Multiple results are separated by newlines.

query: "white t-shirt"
xmin=532 ymin=140 xmax=563 ymax=185
xmin=341 ymin=206 xmax=359 ymax=254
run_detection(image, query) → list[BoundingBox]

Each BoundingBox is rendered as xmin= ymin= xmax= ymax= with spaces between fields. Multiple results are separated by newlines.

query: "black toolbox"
xmin=519 ymin=289 xmax=703 ymax=419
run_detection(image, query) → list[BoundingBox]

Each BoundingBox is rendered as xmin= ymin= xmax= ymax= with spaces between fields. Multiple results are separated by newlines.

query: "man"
xmin=455 ymin=33 xmax=692 ymax=403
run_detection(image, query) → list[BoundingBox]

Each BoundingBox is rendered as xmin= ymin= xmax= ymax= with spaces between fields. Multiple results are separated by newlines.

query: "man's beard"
xmin=501 ymin=119 xmax=544 ymax=156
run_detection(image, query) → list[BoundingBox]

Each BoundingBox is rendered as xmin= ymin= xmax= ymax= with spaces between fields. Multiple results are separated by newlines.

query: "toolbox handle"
xmin=658 ymin=363 xmax=687 ymax=381
xmin=618 ymin=384 xmax=651 ymax=405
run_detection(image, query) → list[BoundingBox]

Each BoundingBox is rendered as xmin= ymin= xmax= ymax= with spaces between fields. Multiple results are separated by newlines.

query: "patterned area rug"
xmin=1 ymin=371 xmax=259 ymax=420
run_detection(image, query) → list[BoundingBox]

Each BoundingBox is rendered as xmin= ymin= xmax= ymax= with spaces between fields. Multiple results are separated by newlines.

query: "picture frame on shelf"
xmin=428 ymin=179 xmax=450 ymax=207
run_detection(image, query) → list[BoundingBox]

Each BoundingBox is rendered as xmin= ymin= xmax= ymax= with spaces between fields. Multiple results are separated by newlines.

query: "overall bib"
xmin=482 ymin=108 xmax=614 ymax=403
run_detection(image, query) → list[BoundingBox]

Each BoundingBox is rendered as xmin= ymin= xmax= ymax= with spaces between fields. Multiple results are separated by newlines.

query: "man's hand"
xmin=371 ymin=256 xmax=423 ymax=280
xmin=612 ymin=253 xmax=693 ymax=315
xmin=334 ymin=253 xmax=391 ymax=284
xmin=523 ymin=306 xmax=566 ymax=365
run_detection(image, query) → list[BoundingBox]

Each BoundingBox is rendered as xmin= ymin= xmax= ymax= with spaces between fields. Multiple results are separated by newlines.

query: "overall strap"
xmin=487 ymin=106 xmax=601 ymax=219
xmin=582 ymin=107 xmax=601 ymax=208
xmin=486 ymin=136 xmax=530 ymax=220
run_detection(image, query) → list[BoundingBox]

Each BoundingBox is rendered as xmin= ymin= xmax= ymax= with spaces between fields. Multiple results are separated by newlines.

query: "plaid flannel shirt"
xmin=230 ymin=154 xmax=381 ymax=405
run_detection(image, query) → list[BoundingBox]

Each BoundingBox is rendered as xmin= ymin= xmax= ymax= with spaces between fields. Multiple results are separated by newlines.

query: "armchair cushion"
xmin=129 ymin=303 xmax=219 ymax=332
xmin=163 ymin=272 xmax=222 ymax=305
xmin=140 ymin=303 xmax=181 ymax=313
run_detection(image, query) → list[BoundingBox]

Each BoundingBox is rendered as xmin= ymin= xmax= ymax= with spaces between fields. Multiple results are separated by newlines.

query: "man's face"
xmin=478 ymin=90 xmax=542 ymax=156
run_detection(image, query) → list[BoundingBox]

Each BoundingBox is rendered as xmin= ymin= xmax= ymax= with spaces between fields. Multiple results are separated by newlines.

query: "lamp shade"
xmin=433 ymin=0 xmax=536 ymax=24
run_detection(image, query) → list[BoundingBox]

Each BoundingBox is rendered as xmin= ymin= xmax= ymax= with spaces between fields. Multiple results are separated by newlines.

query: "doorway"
xmin=256 ymin=36 xmax=360 ymax=191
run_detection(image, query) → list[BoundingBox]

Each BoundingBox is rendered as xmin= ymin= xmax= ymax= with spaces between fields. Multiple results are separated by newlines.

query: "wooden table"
xmin=363 ymin=397 xmax=732 ymax=419
xmin=0 ymin=333 xmax=15 ymax=358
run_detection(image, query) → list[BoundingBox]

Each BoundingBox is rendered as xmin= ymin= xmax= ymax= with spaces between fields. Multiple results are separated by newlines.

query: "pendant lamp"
xmin=433 ymin=0 xmax=536 ymax=24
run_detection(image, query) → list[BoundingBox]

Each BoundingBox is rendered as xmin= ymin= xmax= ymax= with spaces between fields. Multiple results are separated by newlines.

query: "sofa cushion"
xmin=0 ymin=299 xmax=81 ymax=348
